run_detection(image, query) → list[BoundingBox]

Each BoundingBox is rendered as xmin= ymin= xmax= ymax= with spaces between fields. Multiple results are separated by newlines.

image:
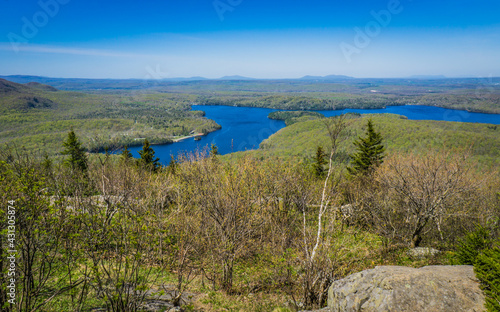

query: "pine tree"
xmin=167 ymin=155 xmax=178 ymax=175
xmin=347 ymin=119 xmax=385 ymax=176
xmin=62 ymin=129 xmax=88 ymax=172
xmin=210 ymin=143 xmax=219 ymax=157
xmin=41 ymin=151 xmax=52 ymax=172
xmin=474 ymin=247 xmax=500 ymax=312
xmin=120 ymin=145 xmax=133 ymax=162
xmin=456 ymin=225 xmax=492 ymax=265
xmin=138 ymin=139 xmax=160 ymax=171
xmin=313 ymin=146 xmax=327 ymax=177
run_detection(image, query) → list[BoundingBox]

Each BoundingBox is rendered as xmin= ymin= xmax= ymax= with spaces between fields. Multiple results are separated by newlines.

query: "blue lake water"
xmin=128 ymin=105 xmax=500 ymax=164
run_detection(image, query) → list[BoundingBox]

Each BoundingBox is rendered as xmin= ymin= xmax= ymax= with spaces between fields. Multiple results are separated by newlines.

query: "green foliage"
xmin=210 ymin=143 xmax=219 ymax=157
xmin=347 ymin=119 xmax=385 ymax=176
xmin=455 ymin=227 xmax=500 ymax=311
xmin=268 ymin=111 xmax=324 ymax=120
xmin=268 ymin=111 xmax=324 ymax=126
xmin=244 ymin=114 xmax=500 ymax=169
xmin=313 ymin=146 xmax=327 ymax=177
xmin=0 ymin=146 xmax=490 ymax=311
xmin=62 ymin=129 xmax=88 ymax=172
xmin=138 ymin=139 xmax=160 ymax=171
xmin=120 ymin=145 xmax=133 ymax=161
xmin=474 ymin=247 xmax=500 ymax=312
xmin=167 ymin=155 xmax=178 ymax=175
xmin=454 ymin=227 xmax=500 ymax=311
xmin=456 ymin=226 xmax=492 ymax=265
xmin=0 ymin=81 xmax=221 ymax=156
xmin=42 ymin=151 xmax=53 ymax=172
xmin=199 ymin=93 xmax=407 ymax=111
xmin=0 ymin=152 xmax=84 ymax=312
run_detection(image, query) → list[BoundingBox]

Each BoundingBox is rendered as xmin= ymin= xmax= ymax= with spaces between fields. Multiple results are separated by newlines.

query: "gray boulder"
xmin=407 ymin=247 xmax=440 ymax=259
xmin=328 ymin=265 xmax=485 ymax=312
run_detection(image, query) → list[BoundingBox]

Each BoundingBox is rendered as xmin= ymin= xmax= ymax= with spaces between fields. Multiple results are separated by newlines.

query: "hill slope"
xmin=0 ymin=78 xmax=57 ymax=111
xmin=231 ymin=114 xmax=500 ymax=169
xmin=0 ymin=79 xmax=220 ymax=155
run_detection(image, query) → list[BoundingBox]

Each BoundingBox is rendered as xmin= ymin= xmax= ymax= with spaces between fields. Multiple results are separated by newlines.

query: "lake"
xmin=128 ymin=105 xmax=500 ymax=164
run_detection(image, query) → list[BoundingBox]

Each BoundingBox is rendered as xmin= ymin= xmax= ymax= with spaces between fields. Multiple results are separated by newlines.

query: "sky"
xmin=0 ymin=0 xmax=499 ymax=79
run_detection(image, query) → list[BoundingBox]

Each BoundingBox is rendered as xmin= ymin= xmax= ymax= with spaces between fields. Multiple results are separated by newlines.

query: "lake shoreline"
xmin=172 ymin=133 xmax=206 ymax=142
xmin=193 ymin=103 xmax=500 ymax=116
xmin=122 ymin=104 xmax=500 ymax=163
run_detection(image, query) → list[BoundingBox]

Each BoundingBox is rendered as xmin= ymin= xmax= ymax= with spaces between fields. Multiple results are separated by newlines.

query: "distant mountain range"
xmin=151 ymin=74 xmax=354 ymax=81
xmin=218 ymin=75 xmax=256 ymax=80
xmin=0 ymin=74 xmax=355 ymax=83
xmin=407 ymin=75 xmax=447 ymax=79
xmin=1 ymin=74 xmax=497 ymax=92
xmin=298 ymin=75 xmax=353 ymax=80
xmin=0 ymin=74 xmax=357 ymax=90
xmin=5 ymin=74 xmax=495 ymax=83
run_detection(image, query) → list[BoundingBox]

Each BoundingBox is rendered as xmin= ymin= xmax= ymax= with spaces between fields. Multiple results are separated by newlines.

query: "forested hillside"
xmin=0 ymin=79 xmax=220 ymax=154
xmin=236 ymin=114 xmax=500 ymax=169
xmin=3 ymin=75 xmax=500 ymax=113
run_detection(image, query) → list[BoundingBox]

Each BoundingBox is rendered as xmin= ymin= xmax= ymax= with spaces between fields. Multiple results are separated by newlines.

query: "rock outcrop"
xmin=328 ymin=265 xmax=485 ymax=312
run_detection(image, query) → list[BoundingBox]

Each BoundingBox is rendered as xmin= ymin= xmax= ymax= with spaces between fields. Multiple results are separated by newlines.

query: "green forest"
xmin=0 ymin=79 xmax=221 ymax=155
xmin=246 ymin=113 xmax=500 ymax=169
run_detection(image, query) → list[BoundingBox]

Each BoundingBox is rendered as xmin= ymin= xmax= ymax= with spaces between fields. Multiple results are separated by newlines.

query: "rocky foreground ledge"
xmin=326 ymin=265 xmax=485 ymax=312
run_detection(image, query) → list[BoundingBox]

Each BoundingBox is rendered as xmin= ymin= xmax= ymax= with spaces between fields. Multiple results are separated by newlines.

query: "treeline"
xmin=1 ymin=120 xmax=498 ymax=311
xmin=268 ymin=111 xmax=324 ymax=126
xmin=195 ymin=90 xmax=500 ymax=114
xmin=197 ymin=94 xmax=408 ymax=110
xmin=255 ymin=114 xmax=500 ymax=169
xmin=417 ymin=92 xmax=500 ymax=114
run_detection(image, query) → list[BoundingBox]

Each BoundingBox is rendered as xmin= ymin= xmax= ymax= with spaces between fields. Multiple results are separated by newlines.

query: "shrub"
xmin=456 ymin=226 xmax=492 ymax=265
xmin=474 ymin=247 xmax=500 ymax=312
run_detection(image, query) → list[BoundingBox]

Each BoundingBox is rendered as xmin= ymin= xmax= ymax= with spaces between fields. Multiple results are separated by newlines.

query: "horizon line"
xmin=2 ymin=74 xmax=498 ymax=81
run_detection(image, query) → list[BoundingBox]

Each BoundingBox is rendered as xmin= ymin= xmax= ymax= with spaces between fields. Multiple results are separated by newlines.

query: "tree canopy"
xmin=120 ymin=145 xmax=133 ymax=162
xmin=138 ymin=139 xmax=160 ymax=171
xmin=313 ymin=146 xmax=327 ymax=177
xmin=62 ymin=129 xmax=88 ymax=172
xmin=347 ymin=119 xmax=385 ymax=176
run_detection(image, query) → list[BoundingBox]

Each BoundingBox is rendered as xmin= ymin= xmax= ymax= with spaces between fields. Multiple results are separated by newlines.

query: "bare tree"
xmin=0 ymin=149 xmax=86 ymax=312
xmin=377 ymin=149 xmax=479 ymax=247
xmin=177 ymin=153 xmax=267 ymax=293
xmin=73 ymin=158 xmax=173 ymax=312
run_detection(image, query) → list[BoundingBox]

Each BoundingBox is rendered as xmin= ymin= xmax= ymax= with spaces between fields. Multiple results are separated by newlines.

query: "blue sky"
xmin=0 ymin=0 xmax=499 ymax=78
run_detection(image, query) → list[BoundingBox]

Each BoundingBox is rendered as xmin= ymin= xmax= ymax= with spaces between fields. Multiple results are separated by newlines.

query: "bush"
xmin=456 ymin=226 xmax=492 ymax=265
xmin=474 ymin=247 xmax=500 ymax=312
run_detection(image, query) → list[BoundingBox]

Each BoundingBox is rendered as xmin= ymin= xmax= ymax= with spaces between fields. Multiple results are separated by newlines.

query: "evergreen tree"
xmin=138 ymin=139 xmax=160 ymax=171
xmin=167 ymin=155 xmax=178 ymax=175
xmin=474 ymin=247 xmax=500 ymax=312
xmin=456 ymin=225 xmax=492 ymax=265
xmin=313 ymin=146 xmax=327 ymax=177
xmin=347 ymin=119 xmax=385 ymax=176
xmin=210 ymin=143 xmax=219 ymax=158
xmin=41 ymin=151 xmax=52 ymax=172
xmin=120 ymin=145 xmax=133 ymax=162
xmin=62 ymin=129 xmax=88 ymax=172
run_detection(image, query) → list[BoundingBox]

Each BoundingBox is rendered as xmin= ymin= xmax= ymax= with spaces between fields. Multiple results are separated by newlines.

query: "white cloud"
xmin=0 ymin=43 xmax=153 ymax=58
